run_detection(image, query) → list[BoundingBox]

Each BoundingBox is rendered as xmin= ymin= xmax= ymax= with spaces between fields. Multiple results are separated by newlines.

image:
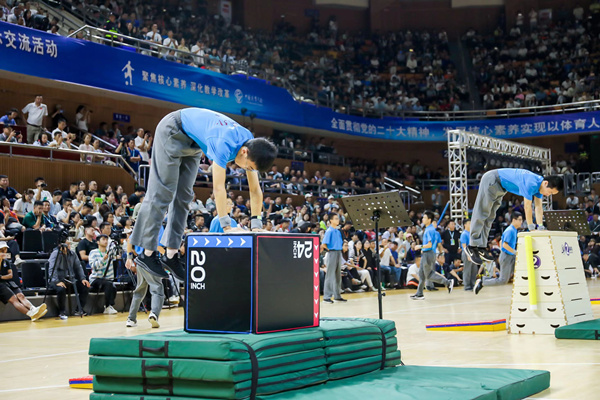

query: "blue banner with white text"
xmin=1 ymin=21 xmax=600 ymax=141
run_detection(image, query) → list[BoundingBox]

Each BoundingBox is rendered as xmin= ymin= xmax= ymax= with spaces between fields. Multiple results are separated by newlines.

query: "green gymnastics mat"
xmin=554 ymin=318 xmax=600 ymax=340
xmin=328 ymin=351 xmax=402 ymax=380
xmin=90 ymin=349 xmax=325 ymax=382
xmin=89 ymin=364 xmax=549 ymax=400
xmin=93 ymin=366 xmax=328 ymax=399
xmin=320 ymin=317 xmax=397 ymax=338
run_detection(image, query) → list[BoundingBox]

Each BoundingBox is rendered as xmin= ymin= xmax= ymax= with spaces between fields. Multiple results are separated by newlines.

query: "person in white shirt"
xmin=191 ymin=39 xmax=205 ymax=65
xmin=21 ymin=94 xmax=48 ymax=144
xmin=52 ymin=119 xmax=69 ymax=139
xmin=75 ymin=105 xmax=91 ymax=132
xmin=79 ymin=133 xmax=94 ymax=162
xmin=145 ymin=24 xmax=162 ymax=55
xmin=162 ymin=30 xmax=178 ymax=56
xmin=566 ymin=194 xmax=580 ymax=210
xmin=33 ymin=177 xmax=52 ymax=202
xmin=48 ymin=131 xmax=69 ymax=149
xmin=13 ymin=189 xmax=35 ymax=219
xmin=50 ymin=191 xmax=62 ymax=216
xmin=134 ymin=128 xmax=150 ymax=162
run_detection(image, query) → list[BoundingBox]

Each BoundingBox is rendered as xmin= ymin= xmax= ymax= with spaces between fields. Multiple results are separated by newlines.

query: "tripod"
xmin=341 ymin=191 xmax=412 ymax=319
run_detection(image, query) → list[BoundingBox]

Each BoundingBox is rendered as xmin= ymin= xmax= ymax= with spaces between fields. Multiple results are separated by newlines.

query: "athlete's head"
xmin=236 ymin=137 xmax=277 ymax=173
xmin=540 ymin=175 xmax=564 ymax=196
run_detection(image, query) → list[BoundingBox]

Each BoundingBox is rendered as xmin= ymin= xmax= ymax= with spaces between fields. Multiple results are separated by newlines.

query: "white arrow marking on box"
xmin=228 ymin=238 xmax=233 ymax=246
xmin=314 ymin=285 xmax=318 ymax=291
xmin=314 ymin=299 xmax=318 ymax=305
xmin=240 ymin=238 xmax=246 ymax=246
xmin=314 ymin=244 xmax=319 ymax=251
xmin=216 ymin=238 xmax=221 ymax=246
xmin=314 ymin=272 xmax=318 ymax=278
xmin=314 ymin=256 xmax=319 ymax=263
xmin=204 ymin=238 xmax=209 ymax=246
xmin=193 ymin=238 xmax=198 ymax=246
xmin=314 ymin=313 xmax=319 ymax=318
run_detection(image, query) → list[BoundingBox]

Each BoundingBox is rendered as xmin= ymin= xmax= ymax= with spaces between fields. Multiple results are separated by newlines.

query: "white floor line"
xmin=433 ymin=362 xmax=600 ymax=367
xmin=0 ymin=350 xmax=87 ymax=363
xmin=0 ymin=385 xmax=66 ymax=393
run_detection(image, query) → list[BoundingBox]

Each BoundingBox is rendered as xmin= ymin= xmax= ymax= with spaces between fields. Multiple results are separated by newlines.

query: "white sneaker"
xmin=168 ymin=295 xmax=180 ymax=304
xmin=59 ymin=313 xmax=68 ymax=320
xmin=26 ymin=306 xmax=37 ymax=318
xmin=148 ymin=312 xmax=160 ymax=328
xmin=31 ymin=303 xmax=48 ymax=321
xmin=126 ymin=318 xmax=137 ymax=327
xmin=14 ymin=258 xmax=25 ymax=266
xmin=104 ymin=306 xmax=118 ymax=315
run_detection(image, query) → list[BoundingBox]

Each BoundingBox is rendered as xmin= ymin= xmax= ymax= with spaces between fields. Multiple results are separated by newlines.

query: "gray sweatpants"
xmin=470 ymin=170 xmax=507 ymax=248
xmin=27 ymin=124 xmax=43 ymax=144
xmin=128 ymin=265 xmax=165 ymax=321
xmin=324 ymin=250 xmax=342 ymax=300
xmin=483 ymin=251 xmax=515 ymax=286
xmin=462 ymin=250 xmax=477 ymax=289
xmin=416 ymin=251 xmax=448 ymax=296
xmin=130 ymin=111 xmax=202 ymax=250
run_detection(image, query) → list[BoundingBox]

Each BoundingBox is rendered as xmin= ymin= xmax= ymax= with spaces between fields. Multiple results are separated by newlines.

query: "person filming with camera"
xmin=48 ymin=242 xmax=90 ymax=319
xmin=89 ymin=234 xmax=118 ymax=314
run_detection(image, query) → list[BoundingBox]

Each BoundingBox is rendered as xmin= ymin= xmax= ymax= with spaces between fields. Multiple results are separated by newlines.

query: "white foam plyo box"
xmin=508 ymin=231 xmax=594 ymax=335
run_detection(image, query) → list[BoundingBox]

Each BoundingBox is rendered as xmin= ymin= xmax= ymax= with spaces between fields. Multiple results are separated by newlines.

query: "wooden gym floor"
xmin=1 ymin=280 xmax=599 ymax=400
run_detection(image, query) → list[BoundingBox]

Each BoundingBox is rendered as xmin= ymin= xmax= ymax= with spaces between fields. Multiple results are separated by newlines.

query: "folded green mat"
xmin=93 ymin=366 xmax=328 ymax=399
xmin=554 ymin=318 xmax=600 ymax=340
xmin=90 ymin=349 xmax=325 ymax=382
xmin=328 ymin=351 xmax=401 ymax=380
xmin=89 ymin=329 xmax=325 ymax=360
xmin=324 ymin=340 xmax=382 ymax=364
xmin=320 ymin=317 xmax=397 ymax=338
xmin=317 ymin=320 xmax=383 ymax=346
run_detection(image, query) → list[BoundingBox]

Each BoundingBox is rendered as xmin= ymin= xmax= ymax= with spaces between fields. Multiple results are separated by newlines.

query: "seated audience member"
xmin=77 ymin=227 xmax=98 ymax=268
xmin=0 ymin=242 xmax=47 ymax=321
xmin=583 ymin=252 xmax=600 ymax=277
xmin=0 ymin=108 xmax=18 ymax=126
xmin=55 ymin=199 xmax=72 ymax=224
xmin=88 ymin=234 xmax=118 ymax=314
xmin=33 ymin=132 xmax=50 ymax=147
xmin=50 ymin=191 xmax=62 ymax=216
xmin=62 ymin=182 xmax=79 ymax=202
xmin=128 ymin=186 xmax=145 ymax=208
xmin=406 ymin=262 xmax=420 ymax=288
xmin=48 ymin=242 xmax=90 ymax=319
xmin=0 ymin=125 xmax=19 ymax=142
xmin=41 ymin=200 xmax=58 ymax=228
xmin=22 ymin=201 xmax=46 ymax=230
xmin=13 ymin=189 xmax=34 ymax=219
xmin=378 ymin=239 xmax=395 ymax=287
xmin=48 ymin=131 xmax=69 ymax=149
xmin=0 ymin=175 xmax=20 ymax=205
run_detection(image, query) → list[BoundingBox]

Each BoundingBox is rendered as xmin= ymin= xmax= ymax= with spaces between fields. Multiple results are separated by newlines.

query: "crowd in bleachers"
xmin=465 ymin=3 xmax=600 ymax=109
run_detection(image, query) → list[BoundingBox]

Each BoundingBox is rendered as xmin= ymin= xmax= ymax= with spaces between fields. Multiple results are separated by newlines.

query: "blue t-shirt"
xmin=180 ymin=108 xmax=254 ymax=169
xmin=497 ymin=168 xmax=544 ymax=201
xmin=501 ymin=225 xmax=518 ymax=255
xmin=460 ymin=229 xmax=470 ymax=248
xmin=323 ymin=226 xmax=343 ymax=251
xmin=0 ymin=115 xmax=16 ymax=125
xmin=422 ymin=224 xmax=437 ymax=252
xmin=209 ymin=216 xmax=238 ymax=233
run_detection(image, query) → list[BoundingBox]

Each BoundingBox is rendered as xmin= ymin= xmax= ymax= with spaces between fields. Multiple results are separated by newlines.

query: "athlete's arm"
xmin=533 ymin=196 xmax=544 ymax=226
xmin=246 ymin=170 xmax=263 ymax=220
xmin=523 ymin=198 xmax=534 ymax=227
xmin=212 ymin=163 xmax=231 ymax=231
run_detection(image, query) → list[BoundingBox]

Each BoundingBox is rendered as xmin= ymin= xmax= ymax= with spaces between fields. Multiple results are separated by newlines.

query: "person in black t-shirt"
xmin=77 ymin=227 xmax=98 ymax=268
xmin=0 ymin=242 xmax=47 ymax=320
xmin=583 ymin=252 xmax=600 ymax=277
xmin=441 ymin=220 xmax=461 ymax=265
xmin=128 ymin=187 xmax=146 ymax=208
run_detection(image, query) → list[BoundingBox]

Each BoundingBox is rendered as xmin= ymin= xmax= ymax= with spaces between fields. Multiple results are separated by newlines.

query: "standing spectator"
xmin=145 ymin=24 xmax=162 ymax=56
xmin=431 ymin=188 xmax=444 ymax=210
xmin=116 ymin=138 xmax=141 ymax=173
xmin=442 ymin=220 xmax=461 ymax=264
xmin=75 ymin=105 xmax=91 ymax=133
xmin=162 ymin=30 xmax=178 ymax=56
xmin=134 ymin=128 xmax=151 ymax=162
xmin=21 ymin=95 xmax=47 ymax=144
xmin=0 ymin=108 xmax=18 ymax=126
xmin=52 ymin=119 xmax=69 ymax=140
xmin=0 ymin=175 xmax=19 ymax=205
xmin=88 ymin=234 xmax=118 ymax=314
xmin=322 ymin=213 xmax=345 ymax=303
xmin=48 ymin=243 xmax=90 ymax=319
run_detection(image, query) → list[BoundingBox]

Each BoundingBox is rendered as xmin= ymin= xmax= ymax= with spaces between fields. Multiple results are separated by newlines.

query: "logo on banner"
xmin=122 ymin=61 xmax=134 ymax=86
xmin=293 ymin=240 xmax=313 ymax=259
xmin=189 ymin=250 xmax=207 ymax=290
xmin=561 ymin=242 xmax=573 ymax=256
xmin=235 ymin=89 xmax=243 ymax=104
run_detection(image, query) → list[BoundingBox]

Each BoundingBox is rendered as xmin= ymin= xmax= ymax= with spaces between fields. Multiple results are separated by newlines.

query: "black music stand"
xmin=545 ymin=210 xmax=591 ymax=236
xmin=341 ymin=191 xmax=412 ymax=319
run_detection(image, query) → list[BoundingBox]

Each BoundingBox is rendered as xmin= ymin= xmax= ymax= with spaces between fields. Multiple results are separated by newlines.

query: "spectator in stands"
xmin=41 ymin=200 xmax=57 ymax=228
xmin=128 ymin=186 xmax=145 ymax=208
xmin=22 ymin=200 xmax=45 ymax=230
xmin=145 ymin=23 xmax=162 ymax=55
xmin=0 ymin=175 xmax=19 ymax=205
xmin=77 ymin=227 xmax=98 ymax=268
xmin=33 ymin=132 xmax=50 ymax=147
xmin=0 ymin=242 xmax=47 ymax=321
xmin=75 ymin=105 xmax=91 ymax=133
xmin=0 ymin=108 xmax=18 ymax=126
xmin=56 ymin=199 xmax=72 ymax=224
xmin=0 ymin=125 xmax=19 ymax=143
xmin=21 ymin=94 xmax=47 ymax=144
xmin=442 ymin=220 xmax=461 ymax=264
xmin=52 ymin=118 xmax=68 ymax=140
xmin=33 ymin=177 xmax=51 ymax=202
xmin=566 ymin=194 xmax=580 ymax=210
xmin=79 ymin=133 xmax=94 ymax=162
xmin=379 ymin=240 xmax=395 ymax=288
xmin=116 ymin=138 xmax=141 ymax=173
xmin=13 ymin=189 xmax=34 ymax=219
xmin=48 ymin=242 xmax=90 ymax=319
xmin=134 ymin=128 xmax=151 ymax=162
xmin=583 ymin=252 xmax=600 ymax=277
xmin=88 ymin=234 xmax=118 ymax=314
xmin=50 ymin=104 xmax=67 ymax=129
xmin=48 ymin=130 xmax=69 ymax=149
xmin=590 ymin=213 xmax=600 ymax=235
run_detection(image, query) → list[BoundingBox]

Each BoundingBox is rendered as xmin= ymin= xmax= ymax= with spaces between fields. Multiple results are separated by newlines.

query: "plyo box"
xmin=185 ymin=232 xmax=320 ymax=334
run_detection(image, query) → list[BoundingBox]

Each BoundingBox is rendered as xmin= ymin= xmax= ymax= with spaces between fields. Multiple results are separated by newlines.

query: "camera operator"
xmin=0 ymin=242 xmax=47 ymax=321
xmin=33 ymin=177 xmax=52 ymax=202
xmin=48 ymin=242 xmax=90 ymax=319
xmin=89 ymin=234 xmax=118 ymax=314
